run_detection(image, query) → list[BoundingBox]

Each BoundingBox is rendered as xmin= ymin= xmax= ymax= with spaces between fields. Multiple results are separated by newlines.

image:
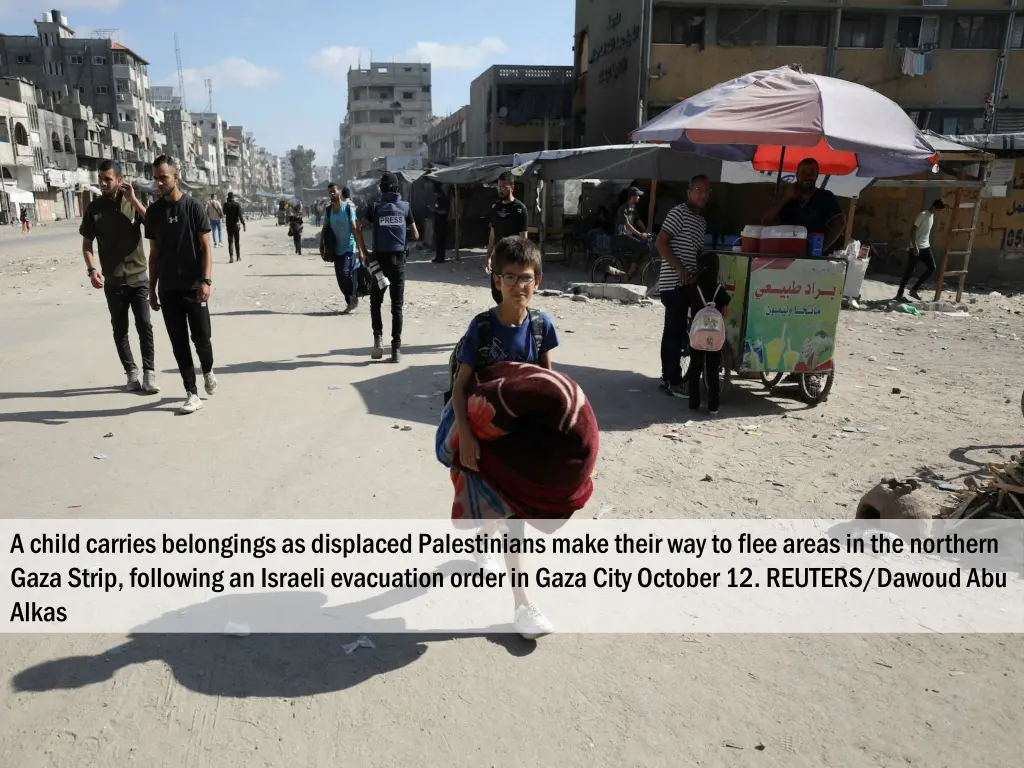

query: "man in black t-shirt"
xmin=145 ymin=155 xmax=215 ymax=415
xmin=485 ymin=171 xmax=529 ymax=304
xmin=761 ymin=158 xmax=846 ymax=255
xmin=81 ymin=160 xmax=160 ymax=394
xmin=223 ymin=192 xmax=246 ymax=264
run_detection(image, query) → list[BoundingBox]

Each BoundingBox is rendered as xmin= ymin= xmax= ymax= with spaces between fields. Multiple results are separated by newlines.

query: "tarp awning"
xmin=427 ymin=159 xmax=510 ymax=184
xmin=1 ymin=183 xmax=34 ymax=204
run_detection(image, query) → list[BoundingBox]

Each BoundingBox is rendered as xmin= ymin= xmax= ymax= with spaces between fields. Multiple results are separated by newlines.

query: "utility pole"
xmin=174 ymin=33 xmax=188 ymax=111
xmin=205 ymin=79 xmax=213 ymax=112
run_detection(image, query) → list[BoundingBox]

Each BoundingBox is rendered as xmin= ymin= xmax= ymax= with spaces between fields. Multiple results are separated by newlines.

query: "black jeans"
xmin=293 ymin=233 xmax=302 ymax=254
xmin=104 ymin=279 xmax=154 ymax=374
xmin=660 ymin=288 xmax=689 ymax=385
xmin=434 ymin=220 xmax=447 ymax=261
xmin=333 ymin=252 xmax=358 ymax=304
xmin=898 ymin=247 xmax=935 ymax=295
xmin=370 ymin=252 xmax=406 ymax=345
xmin=159 ymin=289 xmax=214 ymax=395
xmin=688 ymin=349 xmax=722 ymax=411
xmin=228 ymin=226 xmax=242 ymax=260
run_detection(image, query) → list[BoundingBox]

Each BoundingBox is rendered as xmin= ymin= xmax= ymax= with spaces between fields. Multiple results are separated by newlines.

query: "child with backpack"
xmin=683 ymin=251 xmax=730 ymax=415
xmin=443 ymin=235 xmax=561 ymax=639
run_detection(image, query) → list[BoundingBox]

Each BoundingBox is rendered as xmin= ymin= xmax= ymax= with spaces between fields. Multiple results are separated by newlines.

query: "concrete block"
xmin=565 ymin=282 xmax=649 ymax=304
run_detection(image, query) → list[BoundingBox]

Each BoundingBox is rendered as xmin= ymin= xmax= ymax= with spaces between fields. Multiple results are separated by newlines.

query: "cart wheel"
xmin=590 ymin=255 xmax=625 ymax=284
xmin=760 ymin=372 xmax=784 ymax=391
xmin=799 ymin=371 xmax=834 ymax=406
xmin=640 ymin=259 xmax=660 ymax=297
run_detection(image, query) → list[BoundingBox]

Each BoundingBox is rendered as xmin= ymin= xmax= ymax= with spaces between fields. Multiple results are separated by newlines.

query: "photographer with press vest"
xmin=362 ymin=173 xmax=419 ymax=362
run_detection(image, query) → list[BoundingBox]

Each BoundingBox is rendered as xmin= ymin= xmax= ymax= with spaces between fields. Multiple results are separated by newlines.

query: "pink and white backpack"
xmin=689 ymin=286 xmax=725 ymax=352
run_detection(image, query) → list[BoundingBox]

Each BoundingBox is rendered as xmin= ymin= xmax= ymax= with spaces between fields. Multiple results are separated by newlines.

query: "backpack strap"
xmin=474 ymin=310 xmax=493 ymax=367
xmin=528 ymin=308 xmax=546 ymax=359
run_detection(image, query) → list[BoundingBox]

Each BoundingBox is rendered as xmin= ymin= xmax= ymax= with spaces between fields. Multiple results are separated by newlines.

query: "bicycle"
xmin=588 ymin=235 xmax=662 ymax=298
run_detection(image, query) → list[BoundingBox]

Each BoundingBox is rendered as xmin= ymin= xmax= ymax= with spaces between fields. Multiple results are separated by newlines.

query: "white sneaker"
xmin=125 ymin=369 xmax=142 ymax=391
xmin=178 ymin=393 xmax=203 ymax=414
xmin=513 ymin=603 xmax=554 ymax=640
xmin=474 ymin=549 xmax=502 ymax=575
xmin=142 ymin=370 xmax=160 ymax=394
xmin=204 ymin=372 xmax=218 ymax=396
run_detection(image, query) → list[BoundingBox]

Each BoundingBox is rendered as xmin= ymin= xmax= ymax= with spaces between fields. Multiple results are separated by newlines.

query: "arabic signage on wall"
xmin=742 ymin=257 xmax=846 ymax=375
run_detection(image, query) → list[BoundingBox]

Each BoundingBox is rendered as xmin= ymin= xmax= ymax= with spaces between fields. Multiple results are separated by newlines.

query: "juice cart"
xmin=707 ymin=249 xmax=848 ymax=406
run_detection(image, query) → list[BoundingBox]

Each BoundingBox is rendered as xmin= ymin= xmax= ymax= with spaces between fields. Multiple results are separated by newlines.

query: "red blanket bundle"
xmin=454 ymin=362 xmax=599 ymax=519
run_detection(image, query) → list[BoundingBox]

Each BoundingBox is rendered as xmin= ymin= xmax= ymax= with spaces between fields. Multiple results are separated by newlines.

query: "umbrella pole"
xmin=647 ymin=179 xmax=658 ymax=231
xmin=454 ymin=184 xmax=461 ymax=262
xmin=773 ymin=147 xmax=787 ymax=202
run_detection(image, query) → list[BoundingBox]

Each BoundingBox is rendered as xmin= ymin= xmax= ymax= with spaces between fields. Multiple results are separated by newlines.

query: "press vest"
xmin=373 ymin=193 xmax=410 ymax=254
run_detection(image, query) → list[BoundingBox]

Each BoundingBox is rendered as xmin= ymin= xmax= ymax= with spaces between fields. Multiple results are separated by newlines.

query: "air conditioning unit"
xmin=922 ymin=0 xmax=947 ymax=6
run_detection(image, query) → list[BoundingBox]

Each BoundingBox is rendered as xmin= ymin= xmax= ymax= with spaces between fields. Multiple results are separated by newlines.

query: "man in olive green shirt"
xmin=81 ymin=160 xmax=160 ymax=394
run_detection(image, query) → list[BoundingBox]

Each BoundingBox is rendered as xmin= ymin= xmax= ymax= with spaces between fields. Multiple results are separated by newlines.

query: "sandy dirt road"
xmin=1 ymin=217 xmax=1021 ymax=767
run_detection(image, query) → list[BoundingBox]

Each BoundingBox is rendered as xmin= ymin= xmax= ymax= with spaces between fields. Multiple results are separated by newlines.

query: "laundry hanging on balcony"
xmin=901 ymin=48 xmax=932 ymax=77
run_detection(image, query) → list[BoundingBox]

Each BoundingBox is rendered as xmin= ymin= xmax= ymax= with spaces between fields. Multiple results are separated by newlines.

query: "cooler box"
xmin=740 ymin=225 xmax=763 ymax=253
xmin=761 ymin=225 xmax=807 ymax=256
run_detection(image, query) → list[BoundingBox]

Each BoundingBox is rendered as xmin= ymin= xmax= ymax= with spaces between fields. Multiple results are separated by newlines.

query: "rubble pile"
xmin=941 ymin=455 xmax=1024 ymax=520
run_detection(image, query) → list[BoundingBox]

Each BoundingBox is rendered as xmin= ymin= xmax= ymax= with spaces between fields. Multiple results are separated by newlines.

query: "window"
xmin=93 ymin=56 xmax=107 ymax=65
xmin=113 ymin=52 xmax=128 ymax=65
xmin=1010 ymin=17 xmax=1024 ymax=48
xmin=70 ymin=54 xmax=84 ymax=64
xmin=379 ymin=91 xmax=389 ymax=99
xmin=96 ymin=85 xmax=109 ymax=94
xmin=952 ymin=16 xmax=1003 ymax=49
xmin=17 ymin=54 xmax=32 ymax=64
xmin=716 ymin=9 xmax=768 ymax=45
xmin=380 ymin=140 xmax=395 ymax=149
xmin=51 ymin=132 xmax=62 ymax=152
xmin=14 ymin=123 xmax=29 ymax=146
xmin=402 ymin=141 xmax=415 ymax=149
xmin=778 ymin=12 xmax=830 ymax=46
xmin=652 ymin=8 xmax=705 ymax=45
xmin=839 ymin=14 xmax=885 ymax=48
xmin=377 ymin=67 xmax=388 ymax=73
xmin=116 ymin=79 xmax=130 ymax=93
xmin=378 ymin=114 xmax=395 ymax=124
xmin=64 ymin=135 xmax=73 ymax=153
xmin=402 ymin=91 xmax=414 ymax=100
xmin=896 ymin=16 xmax=941 ymax=49
xmin=76 ymin=86 xmax=86 ymax=99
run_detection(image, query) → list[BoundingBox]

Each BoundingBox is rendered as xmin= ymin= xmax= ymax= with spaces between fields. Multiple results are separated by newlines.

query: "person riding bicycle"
xmin=613 ymin=187 xmax=650 ymax=279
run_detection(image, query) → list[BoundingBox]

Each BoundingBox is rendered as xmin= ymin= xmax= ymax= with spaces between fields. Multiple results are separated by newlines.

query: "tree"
xmin=288 ymin=146 xmax=316 ymax=194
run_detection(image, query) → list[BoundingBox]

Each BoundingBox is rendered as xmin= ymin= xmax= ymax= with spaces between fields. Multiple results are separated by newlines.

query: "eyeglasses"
xmin=499 ymin=273 xmax=536 ymax=287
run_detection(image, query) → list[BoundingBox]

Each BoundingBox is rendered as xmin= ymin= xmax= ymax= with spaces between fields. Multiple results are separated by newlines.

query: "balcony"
xmin=152 ymin=131 xmax=167 ymax=148
xmin=59 ymin=103 xmax=91 ymax=121
xmin=75 ymin=138 xmax=103 ymax=158
xmin=112 ymin=64 xmax=133 ymax=81
xmin=119 ymin=120 xmax=139 ymax=135
xmin=115 ymin=93 xmax=142 ymax=110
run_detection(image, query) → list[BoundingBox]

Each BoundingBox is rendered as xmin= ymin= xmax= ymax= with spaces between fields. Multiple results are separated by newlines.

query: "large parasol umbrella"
xmin=630 ymin=65 xmax=938 ymax=179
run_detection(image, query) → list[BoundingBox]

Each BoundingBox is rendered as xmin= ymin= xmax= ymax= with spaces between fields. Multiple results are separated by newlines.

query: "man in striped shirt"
xmin=655 ymin=175 xmax=710 ymax=396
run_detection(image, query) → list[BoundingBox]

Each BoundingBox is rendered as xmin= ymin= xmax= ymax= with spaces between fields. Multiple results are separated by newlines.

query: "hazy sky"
xmin=0 ymin=0 xmax=575 ymax=167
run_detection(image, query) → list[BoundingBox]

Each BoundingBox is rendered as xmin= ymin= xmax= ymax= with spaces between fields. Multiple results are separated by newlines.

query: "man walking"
xmin=146 ymin=156 xmax=217 ymax=415
xmin=223 ymin=192 xmax=246 ymax=264
xmin=206 ymin=193 xmax=224 ymax=248
xmin=362 ymin=172 xmax=419 ymax=362
xmin=431 ymin=183 xmax=450 ymax=263
xmin=655 ymin=175 xmax=710 ymax=397
xmin=896 ymin=198 xmax=946 ymax=302
xmin=81 ymin=160 xmax=160 ymax=394
xmin=321 ymin=183 xmax=367 ymax=313
xmin=484 ymin=171 xmax=529 ymax=304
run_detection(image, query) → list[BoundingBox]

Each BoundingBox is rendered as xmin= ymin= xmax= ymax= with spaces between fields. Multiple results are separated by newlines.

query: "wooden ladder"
xmin=933 ymin=161 xmax=990 ymax=304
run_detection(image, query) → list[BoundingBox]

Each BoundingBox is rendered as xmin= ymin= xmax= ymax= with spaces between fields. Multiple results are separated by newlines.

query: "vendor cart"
xmin=696 ymin=249 xmax=848 ymax=406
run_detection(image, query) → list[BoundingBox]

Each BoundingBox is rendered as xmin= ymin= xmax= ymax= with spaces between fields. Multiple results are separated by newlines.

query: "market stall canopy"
xmin=1 ymin=182 xmax=34 ymax=204
xmin=427 ymin=157 xmax=512 ymax=185
xmin=511 ymin=144 xmax=721 ymax=182
xmin=631 ymin=65 xmax=938 ymax=178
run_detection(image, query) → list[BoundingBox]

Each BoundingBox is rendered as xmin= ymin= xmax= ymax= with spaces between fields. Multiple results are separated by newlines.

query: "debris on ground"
xmin=940 ymin=454 xmax=1024 ymax=520
xmin=342 ymin=635 xmax=375 ymax=654
xmin=224 ymin=622 xmax=251 ymax=637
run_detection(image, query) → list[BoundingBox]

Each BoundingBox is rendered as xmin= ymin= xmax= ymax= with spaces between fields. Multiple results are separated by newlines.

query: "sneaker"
xmin=513 ymin=603 xmax=554 ymax=640
xmin=204 ymin=372 xmax=218 ymax=396
xmin=390 ymin=345 xmax=402 ymax=364
xmin=142 ymin=370 xmax=160 ymax=394
xmin=894 ymin=293 xmax=906 ymax=303
xmin=126 ymin=369 xmax=142 ymax=392
xmin=178 ymin=393 xmax=203 ymax=414
xmin=668 ymin=382 xmax=688 ymax=399
xmin=473 ymin=549 xmax=502 ymax=575
xmin=371 ymin=335 xmax=384 ymax=360
xmin=709 ymin=409 xmax=720 ymax=416
xmin=909 ymin=290 xmax=923 ymax=301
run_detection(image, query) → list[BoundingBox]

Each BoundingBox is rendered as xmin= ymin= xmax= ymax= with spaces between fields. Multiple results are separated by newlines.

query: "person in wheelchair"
xmin=612 ymin=187 xmax=650 ymax=279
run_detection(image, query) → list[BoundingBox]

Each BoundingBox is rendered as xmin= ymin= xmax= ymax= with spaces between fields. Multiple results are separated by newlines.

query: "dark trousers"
xmin=370 ymin=252 xmax=406 ymax=345
xmin=293 ymin=233 xmax=302 ymax=254
xmin=660 ymin=288 xmax=689 ymax=385
xmin=227 ymin=226 xmax=242 ymax=260
xmin=333 ymin=252 xmax=358 ymax=304
xmin=434 ymin=220 xmax=448 ymax=261
xmin=898 ymin=247 xmax=935 ymax=295
xmin=159 ymin=289 xmax=213 ymax=395
xmin=104 ymin=279 xmax=154 ymax=374
xmin=688 ymin=350 xmax=722 ymax=411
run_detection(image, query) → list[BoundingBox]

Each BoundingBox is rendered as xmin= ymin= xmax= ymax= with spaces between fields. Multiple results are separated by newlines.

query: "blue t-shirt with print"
xmin=457 ymin=308 xmax=560 ymax=369
xmin=327 ymin=202 xmax=357 ymax=255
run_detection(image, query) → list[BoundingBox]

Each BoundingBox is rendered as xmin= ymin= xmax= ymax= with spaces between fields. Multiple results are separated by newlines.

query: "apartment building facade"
xmin=344 ymin=62 xmax=432 ymax=176
xmin=427 ymin=106 xmax=469 ymax=165
xmin=573 ymin=0 xmax=1024 ymax=147
xmin=190 ymin=112 xmax=225 ymax=187
xmin=0 ymin=10 xmax=167 ymax=176
xmin=467 ymin=65 xmax=574 ymax=157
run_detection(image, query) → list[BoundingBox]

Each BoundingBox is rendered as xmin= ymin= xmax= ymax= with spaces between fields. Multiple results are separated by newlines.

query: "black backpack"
xmin=443 ymin=308 xmax=546 ymax=405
